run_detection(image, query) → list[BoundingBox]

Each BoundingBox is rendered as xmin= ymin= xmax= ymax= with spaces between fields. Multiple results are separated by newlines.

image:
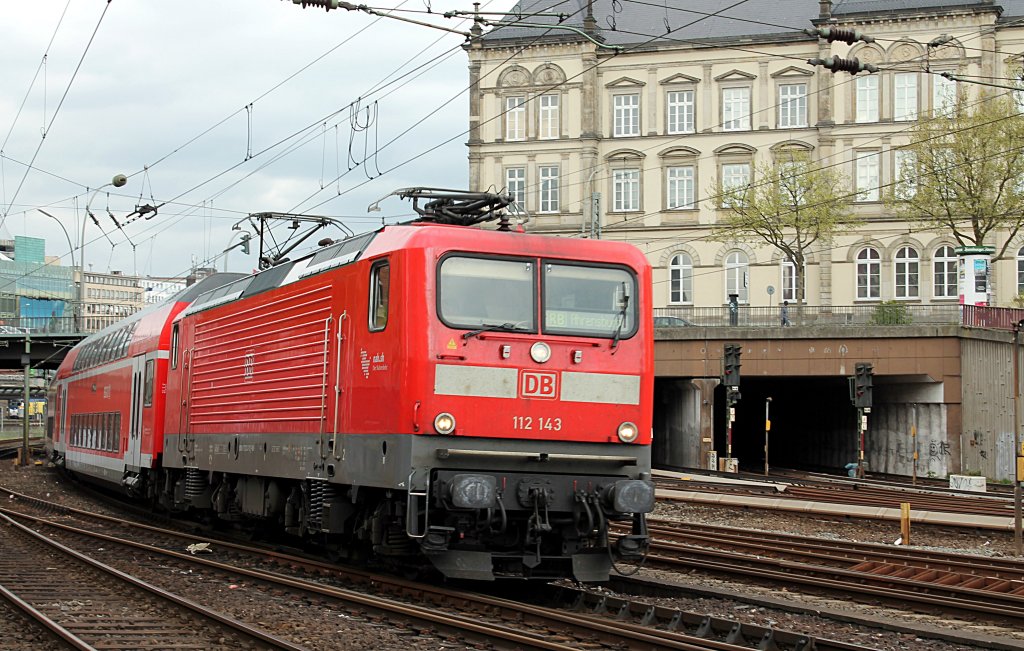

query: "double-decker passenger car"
xmin=48 ymin=190 xmax=654 ymax=581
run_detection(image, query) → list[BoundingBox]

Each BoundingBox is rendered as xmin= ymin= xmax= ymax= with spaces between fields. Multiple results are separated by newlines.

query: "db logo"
xmin=520 ymin=371 xmax=558 ymax=399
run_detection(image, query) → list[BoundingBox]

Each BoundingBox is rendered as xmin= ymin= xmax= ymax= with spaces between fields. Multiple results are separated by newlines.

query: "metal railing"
xmin=654 ymin=303 xmax=964 ymax=329
xmin=0 ymin=316 xmax=80 ymax=335
xmin=0 ymin=304 xmax=1018 ymax=336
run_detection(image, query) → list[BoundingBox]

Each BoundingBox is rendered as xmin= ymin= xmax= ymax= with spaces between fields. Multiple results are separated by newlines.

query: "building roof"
xmin=479 ymin=0 xmax=1024 ymax=46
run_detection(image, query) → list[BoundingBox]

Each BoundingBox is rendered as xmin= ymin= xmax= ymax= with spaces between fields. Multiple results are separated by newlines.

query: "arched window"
xmin=856 ymin=247 xmax=880 ymax=299
xmin=934 ymin=245 xmax=957 ymax=298
xmin=725 ymin=251 xmax=749 ymax=303
xmin=894 ymin=246 xmax=919 ymax=299
xmin=669 ymin=253 xmax=693 ymax=304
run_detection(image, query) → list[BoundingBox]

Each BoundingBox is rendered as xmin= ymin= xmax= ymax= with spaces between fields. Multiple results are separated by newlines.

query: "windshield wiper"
xmin=611 ymin=283 xmax=630 ymax=353
xmin=462 ymin=322 xmax=528 ymax=341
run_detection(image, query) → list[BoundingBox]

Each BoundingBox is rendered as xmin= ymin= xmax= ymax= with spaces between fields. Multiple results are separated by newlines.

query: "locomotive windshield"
xmin=438 ymin=255 xmax=638 ymax=339
xmin=543 ymin=263 xmax=636 ymax=338
xmin=438 ymin=256 xmax=536 ymax=331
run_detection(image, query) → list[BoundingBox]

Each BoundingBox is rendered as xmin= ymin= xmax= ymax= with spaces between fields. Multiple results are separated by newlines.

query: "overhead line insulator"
xmin=807 ymin=56 xmax=878 ymax=75
xmin=291 ymin=0 xmax=340 ymax=10
xmin=803 ymin=27 xmax=875 ymax=44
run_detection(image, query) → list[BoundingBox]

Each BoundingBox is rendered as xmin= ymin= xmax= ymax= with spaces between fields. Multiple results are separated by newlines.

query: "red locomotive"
xmin=47 ymin=189 xmax=654 ymax=581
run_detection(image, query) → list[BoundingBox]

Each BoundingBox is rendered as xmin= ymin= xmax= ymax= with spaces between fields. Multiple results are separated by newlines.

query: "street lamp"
xmin=80 ymin=174 xmax=128 ymax=331
xmin=37 ymin=209 xmax=77 ymax=333
xmin=36 ymin=209 xmax=76 ymax=270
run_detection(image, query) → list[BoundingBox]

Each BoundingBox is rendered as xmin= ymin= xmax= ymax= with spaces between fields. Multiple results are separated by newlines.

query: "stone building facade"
xmin=466 ymin=0 xmax=1024 ymax=311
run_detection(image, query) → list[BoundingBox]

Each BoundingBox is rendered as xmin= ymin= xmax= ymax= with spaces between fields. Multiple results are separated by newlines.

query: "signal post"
xmin=849 ymin=362 xmax=873 ymax=479
xmin=721 ymin=344 xmax=742 ymax=473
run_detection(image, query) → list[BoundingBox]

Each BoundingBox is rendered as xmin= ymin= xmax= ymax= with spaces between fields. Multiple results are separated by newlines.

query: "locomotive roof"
xmin=182 ymin=222 xmax=648 ymax=317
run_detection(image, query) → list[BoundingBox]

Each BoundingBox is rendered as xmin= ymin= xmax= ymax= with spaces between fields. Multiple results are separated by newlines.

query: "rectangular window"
xmin=439 ymin=256 xmax=535 ymax=331
xmin=666 ymin=166 xmax=695 ymax=209
xmin=505 ymin=96 xmax=525 ymax=141
xmin=855 ymin=152 xmax=880 ymax=202
xmin=778 ymin=160 xmax=806 ymax=205
xmin=933 ymin=75 xmax=957 ymax=114
xmin=613 ymin=94 xmax=640 ymax=136
xmin=782 ymin=261 xmax=797 ymax=301
xmin=506 ymin=167 xmax=525 ymax=208
xmin=855 ymin=76 xmax=879 ymax=123
xmin=667 ymin=90 xmax=695 ymax=134
xmin=722 ymin=87 xmax=750 ymax=131
xmin=544 ymin=263 xmax=637 ymax=338
xmin=894 ymin=149 xmax=917 ymax=199
xmin=894 ymin=73 xmax=917 ymax=121
xmin=369 ymin=261 xmax=390 ymax=331
xmin=143 ymin=359 xmax=155 ymax=408
xmin=612 ymin=169 xmax=640 ymax=211
xmin=721 ymin=163 xmax=751 ymax=207
xmin=778 ymin=84 xmax=807 ymax=128
xmin=539 ymin=94 xmax=559 ymax=139
xmin=170 ymin=324 xmax=179 ymax=370
xmin=538 ymin=166 xmax=559 ymax=213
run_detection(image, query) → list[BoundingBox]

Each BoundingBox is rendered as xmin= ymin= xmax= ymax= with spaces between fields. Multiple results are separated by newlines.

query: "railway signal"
xmin=722 ymin=344 xmax=742 ymax=472
xmin=850 ymin=362 xmax=873 ymax=409
xmin=848 ymin=362 xmax=873 ymax=479
xmin=723 ymin=344 xmax=742 ymax=389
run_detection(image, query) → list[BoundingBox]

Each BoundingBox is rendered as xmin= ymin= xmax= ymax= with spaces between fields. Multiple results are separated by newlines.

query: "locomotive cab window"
xmin=369 ymin=261 xmax=390 ymax=331
xmin=543 ymin=263 xmax=637 ymax=338
xmin=438 ymin=256 xmax=536 ymax=331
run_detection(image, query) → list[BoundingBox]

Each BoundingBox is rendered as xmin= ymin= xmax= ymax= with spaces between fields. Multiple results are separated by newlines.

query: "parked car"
xmin=653 ymin=316 xmax=695 ymax=327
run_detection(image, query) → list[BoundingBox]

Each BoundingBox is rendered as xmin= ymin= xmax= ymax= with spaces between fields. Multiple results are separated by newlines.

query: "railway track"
xmin=0 ymin=510 xmax=303 ymax=651
xmin=0 ymin=486 xmax=878 ymax=651
xmin=0 ymin=436 xmax=44 ymax=457
xmin=655 ymin=469 xmax=1013 ymax=518
xmin=640 ymin=517 xmax=1024 ymax=622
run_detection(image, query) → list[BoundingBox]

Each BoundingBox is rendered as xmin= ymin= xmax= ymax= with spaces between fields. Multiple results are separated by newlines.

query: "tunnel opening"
xmin=713 ymin=377 xmax=860 ymax=475
xmin=652 ymin=374 xmax=947 ymax=479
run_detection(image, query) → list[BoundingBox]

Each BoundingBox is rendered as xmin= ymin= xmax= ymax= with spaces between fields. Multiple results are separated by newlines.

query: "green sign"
xmin=954 ymin=245 xmax=995 ymax=255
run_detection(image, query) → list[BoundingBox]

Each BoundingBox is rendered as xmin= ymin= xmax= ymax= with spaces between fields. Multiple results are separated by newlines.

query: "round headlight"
xmin=530 ymin=341 xmax=551 ymax=363
xmin=434 ymin=412 xmax=456 ymax=435
xmin=617 ymin=421 xmax=639 ymax=443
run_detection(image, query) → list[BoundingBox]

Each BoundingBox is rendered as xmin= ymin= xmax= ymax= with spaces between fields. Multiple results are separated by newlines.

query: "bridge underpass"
xmin=654 ymin=326 xmax=961 ymax=478
xmin=0 ymin=333 xmax=84 ymax=402
xmin=703 ymin=375 xmax=944 ymax=475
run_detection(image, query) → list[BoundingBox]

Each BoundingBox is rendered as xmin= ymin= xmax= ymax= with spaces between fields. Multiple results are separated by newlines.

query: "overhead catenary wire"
xmin=8 ymin=0 xmax=1024 ymax=286
xmin=1 ymin=0 xmax=114 ymax=232
xmin=0 ymin=0 xmax=74 ymax=218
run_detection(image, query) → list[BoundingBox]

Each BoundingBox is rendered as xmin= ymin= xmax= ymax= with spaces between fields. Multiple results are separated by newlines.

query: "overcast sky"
xmin=1 ymin=1 xmax=511 ymax=279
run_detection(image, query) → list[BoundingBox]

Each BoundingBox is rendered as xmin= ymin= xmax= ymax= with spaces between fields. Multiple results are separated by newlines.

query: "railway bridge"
xmin=653 ymin=304 xmax=1022 ymax=482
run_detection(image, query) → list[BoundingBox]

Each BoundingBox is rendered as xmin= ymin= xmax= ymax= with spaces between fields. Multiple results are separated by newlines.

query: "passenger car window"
xmin=143 ymin=359 xmax=155 ymax=407
xmin=171 ymin=325 xmax=179 ymax=370
xmin=369 ymin=261 xmax=390 ymax=331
